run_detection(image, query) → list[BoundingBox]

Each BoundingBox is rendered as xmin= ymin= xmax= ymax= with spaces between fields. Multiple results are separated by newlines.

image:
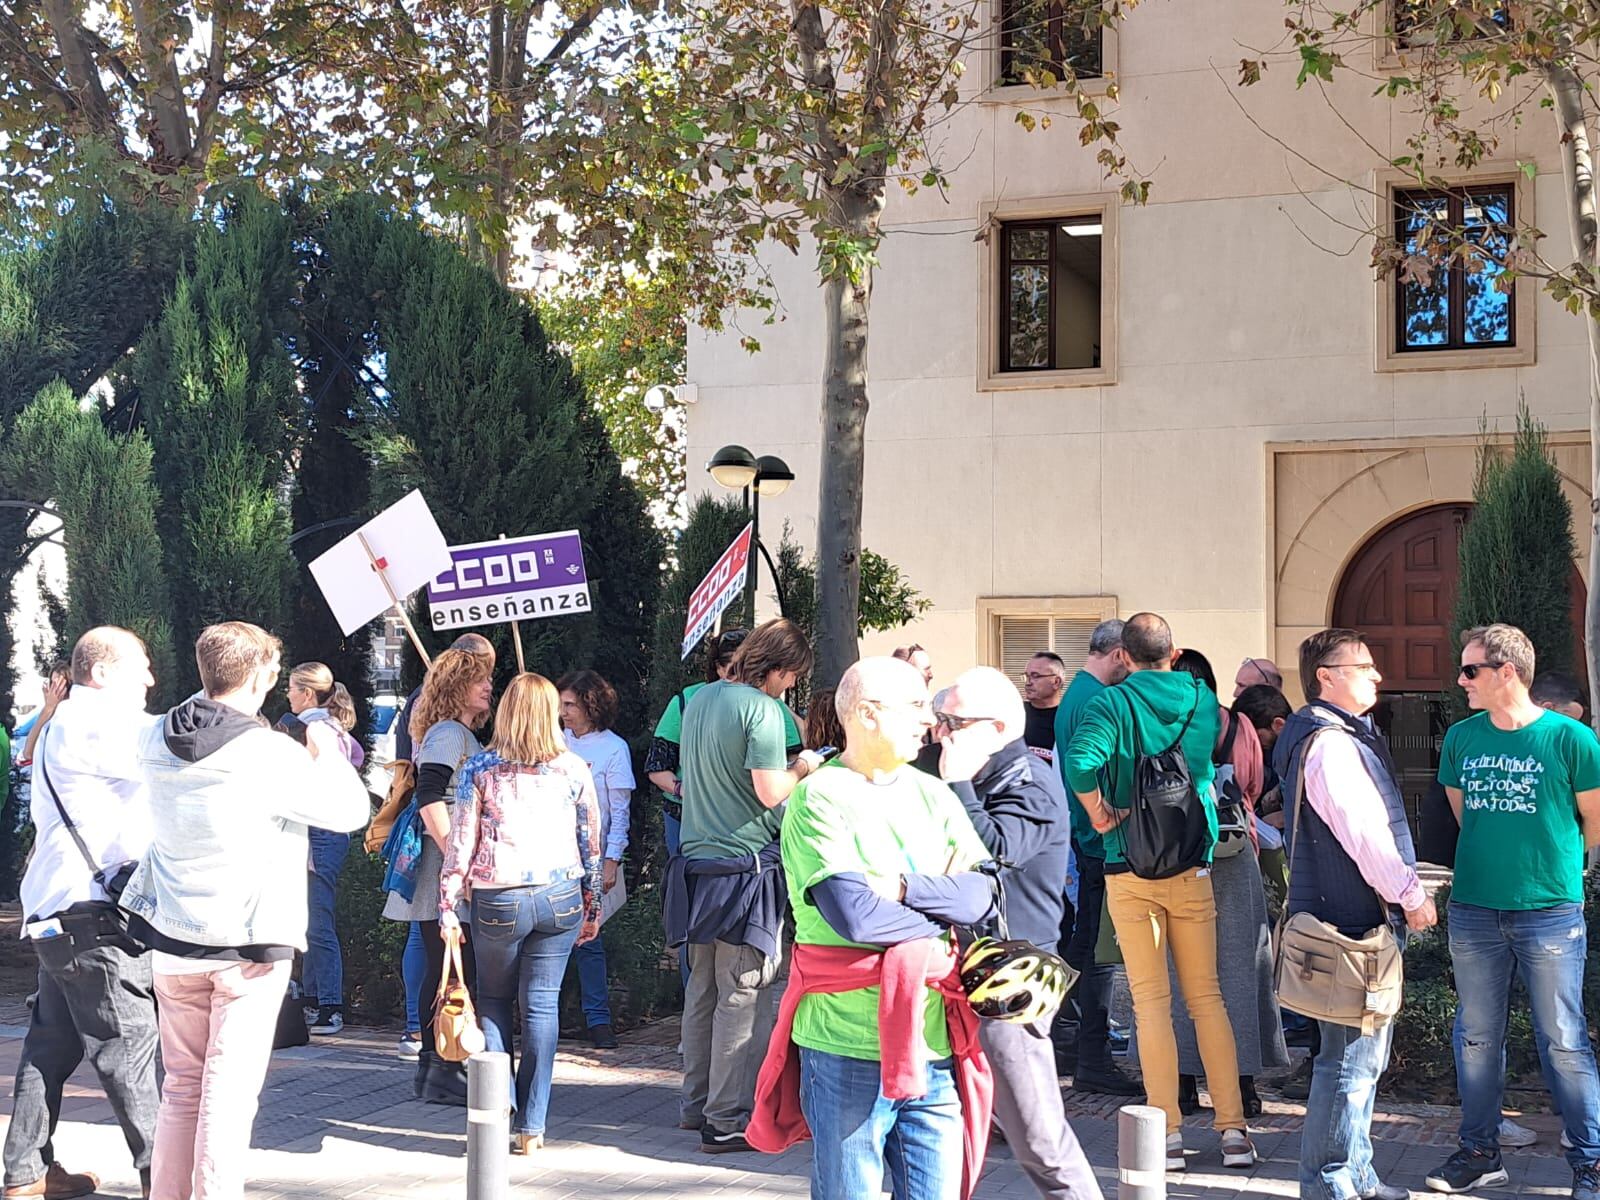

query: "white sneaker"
xmin=1564 ymin=1129 xmax=1575 ymax=1151
xmin=1166 ymin=1132 xmax=1185 ymax=1171
xmin=397 ymin=1033 xmax=422 ymax=1061
xmin=1363 ymin=1184 xmax=1410 ymax=1200
xmin=1500 ymin=1118 xmax=1538 ymax=1149
xmin=1220 ymin=1128 xmax=1257 ymax=1168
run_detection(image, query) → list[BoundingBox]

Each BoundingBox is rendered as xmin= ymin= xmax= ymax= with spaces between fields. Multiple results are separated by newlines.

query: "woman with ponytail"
xmin=282 ymin=662 xmax=366 ymax=1036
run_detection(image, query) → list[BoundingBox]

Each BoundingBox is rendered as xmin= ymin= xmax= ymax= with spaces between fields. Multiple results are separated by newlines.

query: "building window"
xmin=1394 ymin=185 xmax=1514 ymax=354
xmin=1392 ymin=1 xmax=1509 ymax=47
xmin=999 ymin=0 xmax=1102 ymax=86
xmin=978 ymin=596 xmax=1118 ymax=688
xmin=999 ymin=217 xmax=1103 ymax=373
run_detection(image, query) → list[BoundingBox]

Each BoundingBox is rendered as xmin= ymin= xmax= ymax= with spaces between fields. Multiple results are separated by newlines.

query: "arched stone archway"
xmin=1269 ymin=432 xmax=1591 ymax=697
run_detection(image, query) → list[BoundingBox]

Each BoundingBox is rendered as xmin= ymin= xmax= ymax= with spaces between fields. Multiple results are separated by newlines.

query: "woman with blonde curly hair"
xmin=381 ymin=648 xmax=494 ymax=1105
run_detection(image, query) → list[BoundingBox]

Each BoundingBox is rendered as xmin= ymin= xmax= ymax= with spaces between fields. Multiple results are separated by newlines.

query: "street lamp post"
xmin=707 ymin=444 xmax=794 ymax=628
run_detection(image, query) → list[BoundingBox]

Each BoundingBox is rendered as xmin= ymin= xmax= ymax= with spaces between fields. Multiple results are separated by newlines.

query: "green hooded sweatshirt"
xmin=1062 ymin=669 xmax=1220 ymax=867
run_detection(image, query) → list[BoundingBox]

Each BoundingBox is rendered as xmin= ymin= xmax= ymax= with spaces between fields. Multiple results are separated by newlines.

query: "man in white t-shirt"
xmin=4 ymin=627 xmax=160 ymax=1200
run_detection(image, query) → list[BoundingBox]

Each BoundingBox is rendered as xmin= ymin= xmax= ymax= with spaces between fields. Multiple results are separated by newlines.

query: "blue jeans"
xmin=402 ymin=922 xmax=425 ymax=1034
xmin=572 ymin=938 xmax=612 ymax=1028
xmin=302 ymin=829 xmax=351 ymax=1007
xmin=1300 ymin=1017 xmax=1395 ymax=1200
xmin=473 ymin=882 xmax=584 ymax=1136
xmin=663 ymin=811 xmax=689 ymax=989
xmin=1449 ymin=900 xmax=1600 ymax=1167
xmin=799 ymin=1048 xmax=963 ymax=1200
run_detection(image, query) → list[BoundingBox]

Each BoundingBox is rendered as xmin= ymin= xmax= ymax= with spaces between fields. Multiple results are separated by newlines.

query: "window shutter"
xmin=995 ymin=612 xmax=1103 ymax=689
xmin=1051 ymin=617 xmax=1099 ymax=683
xmin=996 ymin=616 xmax=1050 ymax=691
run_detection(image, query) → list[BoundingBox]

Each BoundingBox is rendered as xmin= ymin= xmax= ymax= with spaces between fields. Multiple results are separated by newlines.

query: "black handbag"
xmin=35 ymin=730 xmax=148 ymax=955
xmin=1118 ymin=687 xmax=1211 ymax=880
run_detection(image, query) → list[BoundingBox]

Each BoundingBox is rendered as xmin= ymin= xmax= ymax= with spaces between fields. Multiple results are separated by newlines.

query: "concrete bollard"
xmin=466 ymin=1051 xmax=511 ymax=1200
xmin=1117 ymin=1104 xmax=1167 ymax=1200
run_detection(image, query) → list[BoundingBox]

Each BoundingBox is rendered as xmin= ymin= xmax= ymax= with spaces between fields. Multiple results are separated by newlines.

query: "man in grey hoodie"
xmin=121 ymin=622 xmax=367 ymax=1200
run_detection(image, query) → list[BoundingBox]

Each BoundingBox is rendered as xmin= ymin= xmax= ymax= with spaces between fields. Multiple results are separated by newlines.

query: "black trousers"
xmin=1062 ymin=851 xmax=1116 ymax=1074
xmin=3 ymin=935 xmax=159 ymax=1187
xmin=418 ymin=919 xmax=476 ymax=1048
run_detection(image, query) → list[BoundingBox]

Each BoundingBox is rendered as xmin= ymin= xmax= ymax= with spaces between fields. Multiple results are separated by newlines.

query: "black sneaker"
xmin=700 ymin=1126 xmax=753 ymax=1154
xmin=1073 ymin=1064 xmax=1144 ymax=1097
xmin=309 ymin=1010 xmax=344 ymax=1035
xmin=1425 ymin=1149 xmax=1509 ymax=1193
xmin=588 ymin=1024 xmax=619 ymax=1049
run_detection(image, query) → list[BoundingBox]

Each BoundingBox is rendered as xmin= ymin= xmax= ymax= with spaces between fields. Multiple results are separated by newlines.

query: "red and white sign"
xmin=682 ymin=523 xmax=754 ymax=659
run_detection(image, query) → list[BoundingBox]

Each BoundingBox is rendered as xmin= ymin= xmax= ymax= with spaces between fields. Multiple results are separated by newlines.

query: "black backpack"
xmin=1118 ymin=684 xmax=1210 ymax=880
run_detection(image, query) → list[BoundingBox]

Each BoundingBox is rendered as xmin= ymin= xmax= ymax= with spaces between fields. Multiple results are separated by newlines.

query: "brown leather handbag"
xmin=434 ymin=930 xmax=485 ymax=1062
xmin=365 ymin=760 xmax=416 ymax=855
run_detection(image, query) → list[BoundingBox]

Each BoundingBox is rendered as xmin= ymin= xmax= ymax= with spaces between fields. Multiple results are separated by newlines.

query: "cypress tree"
xmin=321 ymin=197 xmax=660 ymax=720
xmin=1 ymin=381 xmax=173 ymax=682
xmin=1453 ymin=402 xmax=1577 ymax=676
xmin=0 ymin=193 xmax=187 ymax=716
xmin=134 ymin=193 xmax=298 ymax=693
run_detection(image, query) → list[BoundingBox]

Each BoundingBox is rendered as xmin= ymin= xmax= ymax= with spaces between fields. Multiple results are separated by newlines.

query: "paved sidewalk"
xmin=0 ymin=1017 xmax=1580 ymax=1200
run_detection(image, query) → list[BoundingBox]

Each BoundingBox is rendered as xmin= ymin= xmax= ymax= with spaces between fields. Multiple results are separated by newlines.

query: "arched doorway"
xmin=1332 ymin=503 xmax=1587 ymax=858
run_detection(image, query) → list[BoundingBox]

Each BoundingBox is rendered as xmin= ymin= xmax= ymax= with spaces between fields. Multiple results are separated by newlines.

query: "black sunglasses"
xmin=934 ymin=711 xmax=995 ymax=730
xmin=1459 ymin=661 xmax=1505 ymax=680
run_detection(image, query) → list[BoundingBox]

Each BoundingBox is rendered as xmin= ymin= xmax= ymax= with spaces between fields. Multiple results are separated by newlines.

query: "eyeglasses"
xmin=1023 ymin=671 xmax=1061 ymax=682
xmin=1459 ymin=661 xmax=1504 ymax=680
xmin=1239 ymin=658 xmax=1272 ymax=685
xmin=934 ymin=711 xmax=996 ymax=730
xmin=1320 ymin=660 xmax=1379 ymax=676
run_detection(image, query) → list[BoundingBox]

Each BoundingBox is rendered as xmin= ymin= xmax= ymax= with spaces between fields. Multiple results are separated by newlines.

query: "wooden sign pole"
xmin=499 ymin=533 xmax=527 ymax=673
xmin=358 ymin=531 xmax=433 ymax=668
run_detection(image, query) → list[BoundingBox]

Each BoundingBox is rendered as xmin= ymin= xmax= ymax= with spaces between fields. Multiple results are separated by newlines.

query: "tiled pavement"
xmin=0 ymin=1014 xmax=1583 ymax=1200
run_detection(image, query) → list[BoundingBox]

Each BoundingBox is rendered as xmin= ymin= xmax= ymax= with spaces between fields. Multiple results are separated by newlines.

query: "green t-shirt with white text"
xmin=1439 ymin=709 xmax=1600 ymax=910
xmin=781 ymin=762 xmax=990 ymax=1063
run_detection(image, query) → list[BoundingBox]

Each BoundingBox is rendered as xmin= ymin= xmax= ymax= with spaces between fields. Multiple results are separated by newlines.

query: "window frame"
xmin=978 ymin=193 xmax=1119 ymax=391
xmin=1391 ymin=184 xmax=1516 ymax=355
xmin=1374 ymin=1 xmax=1514 ymax=69
xmin=1374 ymin=164 xmax=1535 ymax=373
xmin=978 ymin=0 xmax=1116 ymax=102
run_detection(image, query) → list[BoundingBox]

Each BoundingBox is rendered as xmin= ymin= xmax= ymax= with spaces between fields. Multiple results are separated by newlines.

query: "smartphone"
xmin=815 ymin=745 xmax=841 ymax=762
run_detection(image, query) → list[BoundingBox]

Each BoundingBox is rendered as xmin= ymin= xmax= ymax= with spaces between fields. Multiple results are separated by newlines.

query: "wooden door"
xmin=1332 ymin=505 xmax=1468 ymax=692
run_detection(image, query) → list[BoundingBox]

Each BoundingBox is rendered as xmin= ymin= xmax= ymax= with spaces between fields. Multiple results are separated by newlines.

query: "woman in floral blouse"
xmin=439 ymin=672 xmax=602 ymax=1153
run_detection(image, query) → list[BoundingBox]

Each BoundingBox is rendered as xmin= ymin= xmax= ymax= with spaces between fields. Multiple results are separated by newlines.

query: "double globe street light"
xmin=706 ymin=444 xmax=793 ymax=626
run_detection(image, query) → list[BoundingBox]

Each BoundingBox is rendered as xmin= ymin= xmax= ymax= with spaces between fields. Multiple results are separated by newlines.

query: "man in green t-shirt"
xmin=1425 ymin=624 xmax=1600 ymax=1199
xmin=1051 ymin=618 xmax=1140 ymax=1096
xmin=675 ymin=619 xmax=823 ymax=1153
xmin=781 ymin=655 xmax=995 ymax=1200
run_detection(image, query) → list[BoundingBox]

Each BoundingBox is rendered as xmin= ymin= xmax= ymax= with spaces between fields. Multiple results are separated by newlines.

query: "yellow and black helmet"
xmin=960 ymin=937 xmax=1077 ymax=1024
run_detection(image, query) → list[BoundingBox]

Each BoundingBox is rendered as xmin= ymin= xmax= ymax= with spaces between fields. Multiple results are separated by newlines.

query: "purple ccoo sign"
xmin=425 ymin=530 xmax=590 ymax=631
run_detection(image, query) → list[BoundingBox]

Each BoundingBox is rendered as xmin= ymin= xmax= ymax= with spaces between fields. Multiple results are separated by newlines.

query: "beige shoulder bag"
xmin=1273 ymin=731 xmax=1405 ymax=1036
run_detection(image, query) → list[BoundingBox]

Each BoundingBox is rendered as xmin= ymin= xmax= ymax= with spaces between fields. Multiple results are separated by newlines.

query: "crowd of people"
xmin=6 ymin=608 xmax=1600 ymax=1200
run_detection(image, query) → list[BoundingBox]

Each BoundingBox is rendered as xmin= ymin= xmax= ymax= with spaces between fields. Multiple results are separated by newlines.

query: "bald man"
xmin=1233 ymin=658 xmax=1283 ymax=700
xmin=776 ymin=656 xmax=996 ymax=1200
xmin=6 ymin=628 xmax=160 ymax=1200
xmin=939 ymin=669 xmax=1103 ymax=1200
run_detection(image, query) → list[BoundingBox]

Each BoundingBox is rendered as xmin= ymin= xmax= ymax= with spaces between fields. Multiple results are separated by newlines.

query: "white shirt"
xmin=563 ymin=729 xmax=635 ymax=860
xmin=21 ymin=687 xmax=159 ymax=927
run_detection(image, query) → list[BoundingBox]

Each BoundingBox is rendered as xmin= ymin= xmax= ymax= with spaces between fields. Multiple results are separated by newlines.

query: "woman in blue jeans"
xmin=439 ymin=672 xmax=603 ymax=1153
xmin=280 ymin=662 xmax=365 ymax=1035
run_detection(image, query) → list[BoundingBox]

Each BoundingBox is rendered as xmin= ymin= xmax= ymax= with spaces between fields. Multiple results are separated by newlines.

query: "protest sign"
xmin=426 ymin=530 xmax=590 ymax=634
xmin=308 ymin=490 xmax=451 ymax=660
xmin=681 ymin=523 xmax=753 ymax=659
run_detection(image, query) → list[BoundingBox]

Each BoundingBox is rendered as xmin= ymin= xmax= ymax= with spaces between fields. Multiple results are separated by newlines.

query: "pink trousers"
xmin=150 ymin=961 xmax=289 ymax=1200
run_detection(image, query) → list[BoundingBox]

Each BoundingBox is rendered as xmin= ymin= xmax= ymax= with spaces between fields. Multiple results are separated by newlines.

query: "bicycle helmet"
xmin=960 ymin=937 xmax=1077 ymax=1023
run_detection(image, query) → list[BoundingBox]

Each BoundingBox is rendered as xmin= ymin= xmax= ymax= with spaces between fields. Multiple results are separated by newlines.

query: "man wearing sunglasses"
xmin=1424 ymin=624 xmax=1600 ymax=1200
xmin=937 ymin=668 xmax=1102 ymax=1200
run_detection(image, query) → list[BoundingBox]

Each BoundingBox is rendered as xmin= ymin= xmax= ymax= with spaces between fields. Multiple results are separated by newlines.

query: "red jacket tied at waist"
xmin=746 ymin=939 xmax=994 ymax=1199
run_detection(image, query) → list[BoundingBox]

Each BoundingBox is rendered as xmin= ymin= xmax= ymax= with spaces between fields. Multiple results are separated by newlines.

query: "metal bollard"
xmin=466 ymin=1051 xmax=511 ymax=1200
xmin=1117 ymin=1104 xmax=1167 ymax=1200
